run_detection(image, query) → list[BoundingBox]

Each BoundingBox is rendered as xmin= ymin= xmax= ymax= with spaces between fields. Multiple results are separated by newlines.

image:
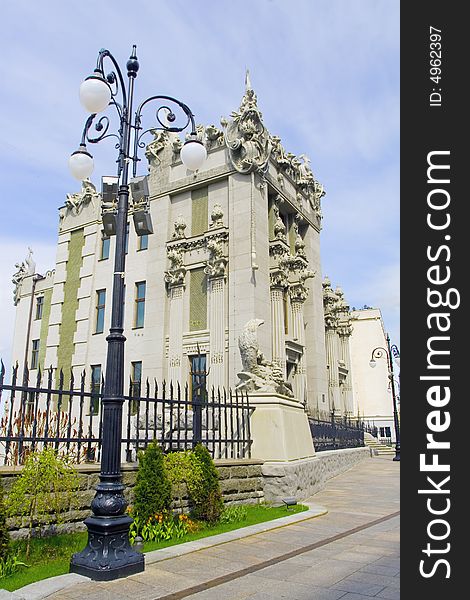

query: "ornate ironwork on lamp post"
xmin=68 ymin=46 xmax=206 ymax=580
xmin=369 ymin=334 xmax=400 ymax=462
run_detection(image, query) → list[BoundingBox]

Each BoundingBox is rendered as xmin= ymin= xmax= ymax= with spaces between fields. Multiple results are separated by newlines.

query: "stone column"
xmin=270 ymin=286 xmax=286 ymax=372
xmin=291 ymin=299 xmax=306 ymax=405
xmin=168 ymin=285 xmax=184 ymax=385
xmin=208 ymin=276 xmax=226 ymax=392
xmin=339 ymin=333 xmax=353 ymax=414
xmin=325 ymin=328 xmax=341 ymax=412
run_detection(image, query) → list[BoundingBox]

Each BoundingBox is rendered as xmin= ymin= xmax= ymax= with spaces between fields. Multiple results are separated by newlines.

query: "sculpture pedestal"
xmin=248 ymin=393 xmax=315 ymax=461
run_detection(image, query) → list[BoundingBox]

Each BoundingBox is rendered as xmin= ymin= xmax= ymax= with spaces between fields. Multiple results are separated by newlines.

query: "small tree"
xmin=164 ymin=450 xmax=203 ymax=513
xmin=0 ymin=478 xmax=10 ymax=562
xmin=133 ymin=441 xmax=171 ymax=524
xmin=191 ymin=443 xmax=223 ymax=523
xmin=7 ymin=447 xmax=78 ymax=556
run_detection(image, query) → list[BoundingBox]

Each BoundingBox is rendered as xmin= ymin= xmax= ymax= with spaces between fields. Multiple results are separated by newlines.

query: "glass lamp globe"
xmin=79 ymin=75 xmax=112 ymax=114
xmin=69 ymin=146 xmax=94 ymax=180
xmin=180 ymin=138 xmax=207 ymax=171
xmin=369 ymin=359 xmax=377 ymax=369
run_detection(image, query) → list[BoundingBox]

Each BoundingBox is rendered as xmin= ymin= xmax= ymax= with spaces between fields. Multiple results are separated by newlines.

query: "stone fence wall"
xmin=262 ymin=447 xmax=372 ymax=503
xmin=0 ymin=459 xmax=265 ymax=539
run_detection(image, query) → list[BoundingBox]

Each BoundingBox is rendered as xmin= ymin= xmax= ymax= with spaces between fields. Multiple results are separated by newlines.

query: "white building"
xmin=349 ymin=308 xmax=399 ymax=442
xmin=10 ymin=79 xmax=350 ymax=424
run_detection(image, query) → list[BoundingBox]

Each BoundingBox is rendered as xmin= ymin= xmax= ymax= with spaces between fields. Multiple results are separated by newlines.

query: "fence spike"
xmin=36 ymin=366 xmax=42 ymax=388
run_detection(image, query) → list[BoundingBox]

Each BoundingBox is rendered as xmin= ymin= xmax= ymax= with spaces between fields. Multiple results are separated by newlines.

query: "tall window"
xmin=189 ymin=354 xmax=207 ymax=404
xmin=35 ymin=296 xmax=44 ymax=320
xmin=130 ymin=361 xmax=142 ymax=415
xmin=189 ymin=268 xmax=207 ymax=331
xmin=95 ymin=289 xmax=106 ymax=333
xmin=90 ymin=365 xmax=101 ymax=415
xmin=101 ymin=235 xmax=110 ymax=260
xmin=191 ymin=187 xmax=208 ymax=236
xmin=31 ymin=339 xmax=40 ymax=369
xmin=138 ymin=234 xmax=148 ymax=251
xmin=134 ymin=282 xmax=146 ymax=328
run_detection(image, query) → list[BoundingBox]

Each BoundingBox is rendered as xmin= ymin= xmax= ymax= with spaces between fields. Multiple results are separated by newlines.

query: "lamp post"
xmin=369 ymin=334 xmax=400 ymax=462
xmin=68 ymin=46 xmax=206 ymax=580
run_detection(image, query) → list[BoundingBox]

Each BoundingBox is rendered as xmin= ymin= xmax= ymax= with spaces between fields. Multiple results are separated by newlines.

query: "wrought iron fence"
xmin=0 ymin=362 xmax=253 ymax=466
xmin=308 ymin=413 xmax=365 ymax=451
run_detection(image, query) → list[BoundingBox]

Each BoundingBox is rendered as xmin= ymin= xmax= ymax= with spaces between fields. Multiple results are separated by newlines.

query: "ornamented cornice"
xmin=270 ymin=135 xmax=325 ymax=221
xmin=166 ymin=229 xmax=229 ymax=285
xmin=221 ymin=72 xmax=271 ymax=175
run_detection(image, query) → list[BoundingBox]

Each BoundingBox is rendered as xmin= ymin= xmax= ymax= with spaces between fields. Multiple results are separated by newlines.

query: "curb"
xmin=1 ymin=502 xmax=327 ymax=599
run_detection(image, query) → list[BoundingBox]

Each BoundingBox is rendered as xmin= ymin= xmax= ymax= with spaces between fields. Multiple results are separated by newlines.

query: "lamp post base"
xmin=393 ymin=445 xmax=400 ymax=461
xmin=70 ymin=515 xmax=144 ymax=581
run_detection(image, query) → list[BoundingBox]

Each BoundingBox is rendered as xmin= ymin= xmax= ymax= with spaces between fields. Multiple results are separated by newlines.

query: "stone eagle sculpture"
xmin=236 ymin=319 xmax=294 ymax=397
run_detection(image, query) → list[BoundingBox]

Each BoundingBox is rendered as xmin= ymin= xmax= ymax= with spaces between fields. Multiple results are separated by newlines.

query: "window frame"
xmin=31 ymin=339 xmax=40 ymax=369
xmin=134 ymin=281 xmax=146 ymax=329
xmin=35 ymin=296 xmax=44 ymax=320
xmin=95 ymin=289 xmax=106 ymax=334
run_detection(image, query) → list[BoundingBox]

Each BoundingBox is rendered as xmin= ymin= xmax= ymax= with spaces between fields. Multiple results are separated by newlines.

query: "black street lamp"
xmin=68 ymin=46 xmax=206 ymax=581
xmin=369 ymin=334 xmax=400 ymax=462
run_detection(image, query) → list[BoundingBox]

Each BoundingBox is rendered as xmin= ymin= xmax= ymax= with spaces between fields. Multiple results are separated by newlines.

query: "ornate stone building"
xmin=322 ymin=277 xmax=354 ymax=416
xmin=10 ymin=78 xmax=352 ymax=423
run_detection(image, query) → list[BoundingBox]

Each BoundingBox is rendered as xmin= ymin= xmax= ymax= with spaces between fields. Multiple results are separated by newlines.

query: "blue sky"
xmin=0 ymin=0 xmax=399 ymax=370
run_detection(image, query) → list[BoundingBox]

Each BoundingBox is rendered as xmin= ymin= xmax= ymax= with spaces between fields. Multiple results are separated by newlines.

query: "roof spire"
xmin=245 ymin=69 xmax=252 ymax=91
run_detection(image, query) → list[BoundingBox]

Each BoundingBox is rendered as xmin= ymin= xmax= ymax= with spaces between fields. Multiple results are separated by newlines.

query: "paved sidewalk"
xmin=22 ymin=456 xmax=400 ymax=600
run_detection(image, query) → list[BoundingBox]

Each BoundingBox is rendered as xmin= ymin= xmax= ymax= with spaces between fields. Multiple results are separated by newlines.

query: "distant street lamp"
xmin=68 ymin=45 xmax=205 ymax=581
xmin=369 ymin=334 xmax=400 ymax=462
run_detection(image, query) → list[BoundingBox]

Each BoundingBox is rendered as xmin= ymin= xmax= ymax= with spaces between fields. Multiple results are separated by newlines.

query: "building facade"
xmin=10 ymin=80 xmax=356 ymax=424
xmin=349 ymin=308 xmax=398 ymax=442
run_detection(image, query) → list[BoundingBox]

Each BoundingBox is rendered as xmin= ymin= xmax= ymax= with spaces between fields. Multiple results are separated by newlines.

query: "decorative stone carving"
xmin=209 ymin=203 xmax=224 ymax=229
xmin=236 ymin=319 xmax=294 ymax=397
xmin=12 ymin=247 xmax=35 ymax=306
xmin=204 ymin=235 xmax=228 ymax=279
xmin=323 ymin=277 xmax=353 ymax=333
xmin=145 ymin=129 xmax=172 ymax=164
xmin=65 ymin=179 xmax=100 ymax=215
xmin=221 ymin=72 xmax=271 ymax=175
xmin=293 ymin=217 xmax=307 ymax=259
xmin=165 ymin=246 xmax=186 ymax=287
xmin=172 ymin=214 xmax=187 ymax=239
xmin=205 ymin=124 xmax=224 ymax=150
xmin=273 ymin=202 xmax=287 ymax=242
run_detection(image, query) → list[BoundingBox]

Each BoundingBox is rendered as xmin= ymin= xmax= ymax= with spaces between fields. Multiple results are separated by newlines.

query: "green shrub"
xmin=191 ymin=444 xmax=223 ymax=524
xmin=133 ymin=441 xmax=171 ymax=525
xmin=0 ymin=478 xmax=10 ymax=561
xmin=7 ymin=448 xmax=78 ymax=557
xmin=164 ymin=450 xmax=203 ymax=513
xmin=219 ymin=505 xmax=248 ymax=524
